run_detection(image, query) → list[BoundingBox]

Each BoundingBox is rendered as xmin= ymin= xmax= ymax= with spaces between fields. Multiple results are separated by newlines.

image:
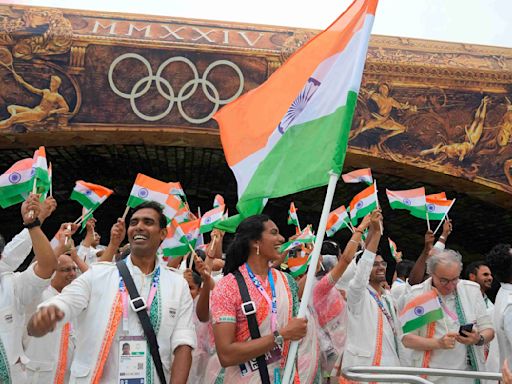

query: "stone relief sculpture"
xmin=349 ymin=83 xmax=417 ymax=148
xmin=0 ymin=47 xmax=70 ymax=130
xmin=0 ymin=7 xmax=73 ymax=60
xmin=420 ymin=96 xmax=489 ymax=161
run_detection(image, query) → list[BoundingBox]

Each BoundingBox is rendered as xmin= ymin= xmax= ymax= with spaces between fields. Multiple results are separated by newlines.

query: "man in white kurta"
xmin=342 ymin=211 xmax=403 ymax=373
xmin=403 ymin=249 xmax=494 ymax=384
xmin=24 ymin=254 xmax=79 ymax=383
xmin=28 ymin=202 xmax=196 ymax=384
xmin=0 ymin=194 xmax=57 ymax=384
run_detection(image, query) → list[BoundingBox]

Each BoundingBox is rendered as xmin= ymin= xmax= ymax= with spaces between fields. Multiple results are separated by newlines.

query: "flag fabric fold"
xmin=0 ymin=158 xmax=34 ymax=207
xmin=386 ymin=187 xmax=426 ymax=212
xmin=342 ymin=168 xmax=373 ymax=185
xmin=349 ymin=183 xmax=377 ymax=225
xmin=127 ymin=173 xmax=181 ymax=221
xmin=411 ymin=196 xmax=454 ymax=221
xmin=279 ymin=226 xmax=316 ymax=253
xmin=399 ymin=290 xmax=444 ymax=333
xmin=326 ymin=205 xmax=350 ymax=237
xmin=213 ymin=194 xmax=224 ymax=208
xmin=287 ymin=202 xmax=300 ymax=228
xmin=214 ymin=0 xmax=377 ymax=231
xmin=199 ymin=206 xmax=225 ymax=234
xmin=70 ymin=180 xmax=113 ymax=211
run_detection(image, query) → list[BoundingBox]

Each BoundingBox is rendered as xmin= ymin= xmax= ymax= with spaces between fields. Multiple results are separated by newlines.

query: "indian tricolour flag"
xmin=199 ymin=206 xmax=224 ymax=234
xmin=342 ymin=168 xmax=373 ymax=185
xmin=127 ymin=173 xmax=181 ymax=221
xmin=287 ymin=202 xmax=300 ymax=228
xmin=32 ymin=146 xmax=50 ymax=193
xmin=70 ymin=180 xmax=113 ymax=210
xmin=388 ymin=237 xmax=398 ymax=260
xmin=326 ymin=205 xmax=350 ymax=237
xmin=0 ymin=158 xmax=34 ymax=207
xmin=386 ymin=187 xmax=426 ymax=212
xmin=161 ymin=220 xmax=189 ymax=258
xmin=280 ymin=226 xmax=316 ymax=253
xmin=287 ymin=256 xmax=311 ymax=278
xmin=399 ymin=290 xmax=444 ymax=333
xmin=411 ymin=196 xmax=454 ymax=221
xmin=349 ymin=183 xmax=377 ymax=225
xmin=214 ymin=0 xmax=377 ymax=231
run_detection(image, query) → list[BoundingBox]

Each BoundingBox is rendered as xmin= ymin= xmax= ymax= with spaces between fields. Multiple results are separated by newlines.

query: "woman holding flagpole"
xmin=210 ymin=215 xmax=315 ymax=383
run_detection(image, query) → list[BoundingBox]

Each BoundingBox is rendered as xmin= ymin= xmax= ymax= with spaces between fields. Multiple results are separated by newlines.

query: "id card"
xmin=239 ymin=345 xmax=282 ymax=376
xmin=118 ymin=336 xmax=147 ymax=384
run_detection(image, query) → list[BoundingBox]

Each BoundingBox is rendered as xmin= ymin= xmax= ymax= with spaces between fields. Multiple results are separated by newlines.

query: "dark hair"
xmin=130 ymin=201 xmax=167 ymax=229
xmin=486 ymin=243 xmax=512 ymax=283
xmin=395 ymin=259 xmax=415 ymax=279
xmin=191 ymin=271 xmax=202 ymax=287
xmin=0 ymin=233 xmax=5 ymax=255
xmin=223 ymin=215 xmax=270 ymax=275
xmin=321 ymin=240 xmax=340 ymax=257
xmin=195 ymin=248 xmax=206 ymax=261
xmin=463 ymin=261 xmax=489 ymax=280
xmin=122 ymin=343 xmax=129 ymax=348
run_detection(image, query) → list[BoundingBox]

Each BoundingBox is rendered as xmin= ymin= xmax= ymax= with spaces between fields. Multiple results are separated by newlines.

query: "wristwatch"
xmin=475 ymin=334 xmax=485 ymax=346
xmin=273 ymin=330 xmax=284 ymax=350
xmin=23 ymin=218 xmax=41 ymax=229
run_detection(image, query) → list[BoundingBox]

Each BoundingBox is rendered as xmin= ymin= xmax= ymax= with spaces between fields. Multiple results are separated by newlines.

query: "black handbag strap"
xmin=233 ymin=269 xmax=271 ymax=384
xmin=116 ymin=261 xmax=166 ymax=384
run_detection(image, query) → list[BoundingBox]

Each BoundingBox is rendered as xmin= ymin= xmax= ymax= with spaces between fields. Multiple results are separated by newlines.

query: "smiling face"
xmin=127 ymin=208 xmax=167 ymax=257
xmin=470 ymin=265 xmax=493 ymax=293
xmin=369 ymin=255 xmax=387 ymax=286
xmin=253 ymin=220 xmax=285 ymax=263
xmin=51 ymin=254 xmax=77 ymax=292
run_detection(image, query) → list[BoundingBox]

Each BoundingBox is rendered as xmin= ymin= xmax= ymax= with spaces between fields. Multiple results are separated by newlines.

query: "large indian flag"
xmin=215 ymin=0 xmax=377 ymax=231
xmin=70 ymin=180 xmax=113 ymax=210
xmin=386 ymin=187 xmax=426 ymax=212
xmin=127 ymin=173 xmax=182 ymax=221
xmin=349 ymin=183 xmax=377 ymax=225
xmin=399 ymin=290 xmax=444 ymax=333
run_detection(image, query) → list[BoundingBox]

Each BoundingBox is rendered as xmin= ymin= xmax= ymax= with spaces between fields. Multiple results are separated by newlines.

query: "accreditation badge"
xmin=118 ymin=336 xmax=147 ymax=384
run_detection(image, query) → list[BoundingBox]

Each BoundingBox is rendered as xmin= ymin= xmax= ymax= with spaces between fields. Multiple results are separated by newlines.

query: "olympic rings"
xmin=108 ymin=53 xmax=244 ymax=124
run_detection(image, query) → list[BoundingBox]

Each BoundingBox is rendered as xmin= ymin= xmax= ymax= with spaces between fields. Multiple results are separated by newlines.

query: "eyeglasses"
xmin=373 ymin=261 xmax=387 ymax=268
xmin=58 ymin=267 xmax=79 ymax=273
xmin=434 ymin=274 xmax=459 ymax=286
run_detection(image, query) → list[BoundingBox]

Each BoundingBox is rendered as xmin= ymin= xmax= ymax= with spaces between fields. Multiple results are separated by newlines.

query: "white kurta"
xmin=492 ymin=283 xmax=512 ymax=371
xmin=404 ymin=278 xmax=493 ymax=384
xmin=24 ymin=286 xmax=75 ymax=383
xmin=0 ymin=263 xmax=50 ymax=384
xmin=38 ymin=255 xmax=196 ymax=384
xmin=0 ymin=229 xmax=32 ymax=273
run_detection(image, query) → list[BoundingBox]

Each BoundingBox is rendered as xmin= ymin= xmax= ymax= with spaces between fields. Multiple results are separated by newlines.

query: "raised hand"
xmin=39 ymin=196 xmax=57 ymax=223
xmin=21 ymin=193 xmax=41 ymax=224
xmin=27 ymin=305 xmax=65 ymax=337
xmin=109 ymin=218 xmax=126 ymax=249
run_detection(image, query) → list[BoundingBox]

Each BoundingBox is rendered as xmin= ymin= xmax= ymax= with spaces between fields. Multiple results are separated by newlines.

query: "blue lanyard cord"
xmin=368 ymin=288 xmax=397 ymax=336
xmin=245 ymin=263 xmax=278 ymax=329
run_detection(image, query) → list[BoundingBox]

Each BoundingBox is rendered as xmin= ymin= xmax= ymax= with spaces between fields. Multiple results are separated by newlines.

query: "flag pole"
xmin=121 ymin=205 xmax=130 ymax=221
xmin=433 ymin=199 xmax=456 ymax=235
xmin=426 ymin=210 xmax=431 ymax=232
xmin=373 ymin=180 xmax=383 ymax=235
xmin=282 ymin=171 xmax=339 ymax=384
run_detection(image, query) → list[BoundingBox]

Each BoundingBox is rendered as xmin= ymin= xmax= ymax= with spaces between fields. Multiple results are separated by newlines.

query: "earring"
xmin=256 ymin=244 xmax=260 ymax=255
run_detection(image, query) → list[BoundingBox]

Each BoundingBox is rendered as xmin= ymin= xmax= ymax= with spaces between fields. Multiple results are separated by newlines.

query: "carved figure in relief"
xmin=349 ymin=83 xmax=417 ymax=146
xmin=0 ymin=68 xmax=69 ymax=130
xmin=497 ymin=97 xmax=512 ymax=148
xmin=420 ymin=96 xmax=489 ymax=161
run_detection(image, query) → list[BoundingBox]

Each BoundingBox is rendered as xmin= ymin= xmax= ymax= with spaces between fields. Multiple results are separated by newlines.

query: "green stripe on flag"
xmin=236 ymin=92 xmax=357 ymax=222
xmin=410 ymin=207 xmax=446 ymax=221
xmin=127 ymin=195 xmax=147 ymax=209
xmin=402 ymin=308 xmax=444 ymax=334
xmin=70 ymin=191 xmax=100 ymax=211
xmin=0 ymin=180 xmax=33 ymax=199
xmin=351 ymin=201 xmax=377 ymax=225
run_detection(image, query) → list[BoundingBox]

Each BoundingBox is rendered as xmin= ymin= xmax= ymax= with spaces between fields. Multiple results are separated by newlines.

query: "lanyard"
xmin=245 ymin=263 xmax=278 ymax=332
xmin=119 ymin=263 xmax=160 ymax=332
xmin=436 ymin=292 xmax=459 ymax=323
xmin=368 ymin=289 xmax=397 ymax=337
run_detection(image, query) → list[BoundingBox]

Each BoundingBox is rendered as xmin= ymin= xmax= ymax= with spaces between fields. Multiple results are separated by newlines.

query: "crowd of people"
xmin=1 ymin=193 xmax=512 ymax=384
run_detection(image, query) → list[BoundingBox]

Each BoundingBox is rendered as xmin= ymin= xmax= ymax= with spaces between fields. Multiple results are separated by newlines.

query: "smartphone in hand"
xmin=458 ymin=323 xmax=474 ymax=336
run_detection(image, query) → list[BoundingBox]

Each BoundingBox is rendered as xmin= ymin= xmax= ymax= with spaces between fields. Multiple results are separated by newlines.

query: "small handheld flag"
xmin=399 ymin=290 xmax=444 ymax=333
xmin=342 ymin=168 xmax=373 ymax=185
